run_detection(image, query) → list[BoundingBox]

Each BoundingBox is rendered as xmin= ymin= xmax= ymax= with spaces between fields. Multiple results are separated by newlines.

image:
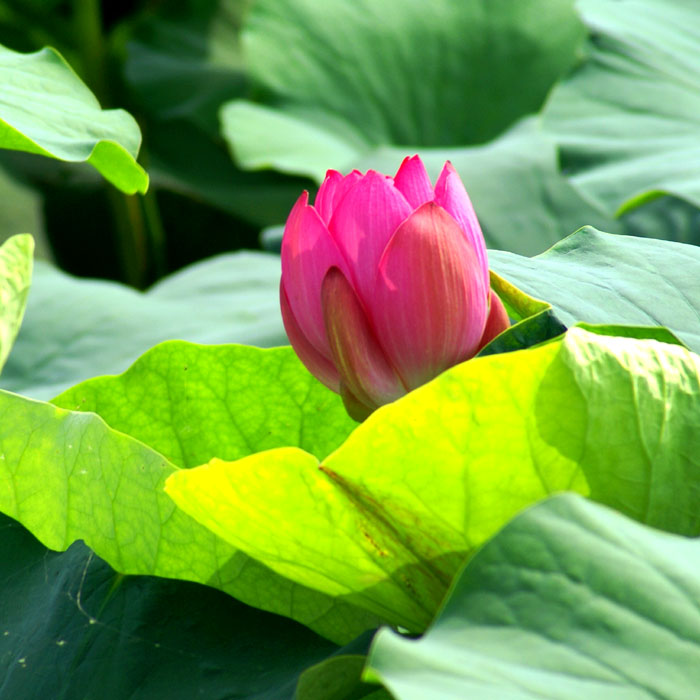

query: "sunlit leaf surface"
xmin=165 ymin=328 xmax=700 ymax=627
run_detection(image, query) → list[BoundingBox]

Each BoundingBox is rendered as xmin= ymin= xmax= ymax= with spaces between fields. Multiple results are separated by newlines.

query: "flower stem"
xmin=73 ymin=0 xmax=166 ymax=287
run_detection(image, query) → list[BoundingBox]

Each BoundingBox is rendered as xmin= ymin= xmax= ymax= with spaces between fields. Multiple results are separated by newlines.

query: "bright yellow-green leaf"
xmin=50 ymin=342 xmax=373 ymax=643
xmin=166 ymin=327 xmax=700 ymax=629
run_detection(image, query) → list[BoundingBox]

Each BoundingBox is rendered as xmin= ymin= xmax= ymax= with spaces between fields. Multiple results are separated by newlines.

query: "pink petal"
xmin=281 ymin=191 xmax=349 ymax=355
xmin=476 ymin=289 xmax=511 ymax=352
xmin=280 ymin=284 xmax=341 ymax=392
xmin=394 ymin=155 xmax=434 ymax=208
xmin=315 ymin=169 xmax=362 ymax=225
xmin=433 ymin=162 xmax=489 ymax=289
xmin=328 ymin=171 xmax=412 ymax=302
xmin=322 ymin=267 xmax=406 ymax=410
xmin=372 ymin=202 xmax=489 ymax=389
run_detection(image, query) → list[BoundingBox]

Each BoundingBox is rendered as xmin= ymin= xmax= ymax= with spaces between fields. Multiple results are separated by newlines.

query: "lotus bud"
xmin=280 ymin=155 xmax=510 ymax=421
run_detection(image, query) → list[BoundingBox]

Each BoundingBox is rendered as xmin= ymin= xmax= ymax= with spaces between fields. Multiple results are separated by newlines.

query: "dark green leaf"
xmin=0 ymin=514 xmax=354 ymax=699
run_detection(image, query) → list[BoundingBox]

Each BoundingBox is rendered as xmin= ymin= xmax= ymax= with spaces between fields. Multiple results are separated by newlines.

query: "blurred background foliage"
xmin=0 ymin=0 xmax=698 ymax=290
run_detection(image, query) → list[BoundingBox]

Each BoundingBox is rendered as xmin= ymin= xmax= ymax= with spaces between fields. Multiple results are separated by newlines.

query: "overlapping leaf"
xmin=0 ymin=45 xmax=148 ymax=194
xmin=221 ymin=0 xmax=604 ymax=255
xmin=0 ymin=343 xmax=376 ymax=644
xmin=165 ymin=327 xmax=700 ymax=628
xmin=368 ymin=494 xmax=700 ymax=700
xmin=3 ymin=225 xmax=700 ymax=661
xmin=46 ymin=342 xmax=375 ymax=643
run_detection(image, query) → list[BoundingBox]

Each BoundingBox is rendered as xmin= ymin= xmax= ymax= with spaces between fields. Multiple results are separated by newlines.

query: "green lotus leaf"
xmin=0 ymin=45 xmax=147 ymax=194
xmin=165 ymin=327 xmax=700 ymax=628
xmin=367 ymin=493 xmax=700 ymax=700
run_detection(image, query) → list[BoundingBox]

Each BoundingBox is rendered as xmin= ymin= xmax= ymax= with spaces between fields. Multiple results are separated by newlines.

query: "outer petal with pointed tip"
xmin=477 ymin=290 xmax=511 ymax=352
xmin=322 ymin=267 xmax=406 ymax=410
xmin=280 ymin=285 xmax=341 ymax=392
xmin=315 ymin=169 xmax=362 ymax=224
xmin=393 ymin=155 xmax=434 ymax=208
xmin=281 ymin=192 xmax=349 ymax=355
xmin=434 ymin=162 xmax=489 ymax=289
xmin=328 ymin=171 xmax=412 ymax=302
xmin=372 ymin=202 xmax=489 ymax=389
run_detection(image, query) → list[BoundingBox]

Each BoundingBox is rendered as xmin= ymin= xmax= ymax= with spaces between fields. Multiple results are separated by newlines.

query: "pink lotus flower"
xmin=280 ymin=155 xmax=510 ymax=421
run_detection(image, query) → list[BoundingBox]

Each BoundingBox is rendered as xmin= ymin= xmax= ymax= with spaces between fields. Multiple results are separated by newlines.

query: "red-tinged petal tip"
xmin=280 ymin=284 xmax=340 ymax=392
xmin=322 ymin=266 xmax=406 ymax=412
xmin=372 ymin=202 xmax=489 ymax=389
xmin=393 ymin=155 xmax=434 ymax=209
xmin=433 ymin=162 xmax=489 ymax=289
xmin=328 ymin=171 xmax=412 ymax=303
xmin=315 ymin=169 xmax=363 ymax=224
xmin=476 ymin=289 xmax=511 ymax=352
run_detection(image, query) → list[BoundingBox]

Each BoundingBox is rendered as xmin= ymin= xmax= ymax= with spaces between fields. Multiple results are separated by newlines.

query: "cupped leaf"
xmin=0 ymin=251 xmax=286 ymax=399
xmin=165 ymin=327 xmax=700 ymax=629
xmin=367 ymin=493 xmax=700 ymax=700
xmin=239 ymin=0 xmax=584 ymax=147
xmin=222 ymin=0 xmax=603 ymax=256
xmin=544 ymin=0 xmax=700 ymax=215
xmin=0 ymin=376 xmax=374 ymax=644
xmin=0 ymin=512 xmax=351 ymax=700
xmin=0 ymin=233 xmax=33 ymax=373
xmin=0 ymin=45 xmax=148 ymax=194
xmin=489 ymin=227 xmax=700 ymax=353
